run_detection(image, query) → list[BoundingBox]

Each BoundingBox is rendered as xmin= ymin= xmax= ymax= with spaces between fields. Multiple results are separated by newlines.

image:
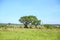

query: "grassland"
xmin=0 ymin=28 xmax=60 ymax=40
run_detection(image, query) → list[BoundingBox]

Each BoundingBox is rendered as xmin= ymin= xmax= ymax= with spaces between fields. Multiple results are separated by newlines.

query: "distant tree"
xmin=8 ymin=23 xmax=11 ymax=25
xmin=19 ymin=15 xmax=41 ymax=28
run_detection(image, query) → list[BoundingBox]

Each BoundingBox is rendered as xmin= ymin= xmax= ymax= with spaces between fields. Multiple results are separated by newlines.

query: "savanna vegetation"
xmin=0 ymin=15 xmax=60 ymax=40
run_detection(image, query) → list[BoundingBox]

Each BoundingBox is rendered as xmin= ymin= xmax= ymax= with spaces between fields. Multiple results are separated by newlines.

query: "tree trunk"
xmin=24 ymin=25 xmax=28 ymax=28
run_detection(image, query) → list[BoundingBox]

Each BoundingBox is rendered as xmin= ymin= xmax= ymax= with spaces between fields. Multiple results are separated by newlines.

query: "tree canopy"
xmin=19 ymin=15 xmax=41 ymax=28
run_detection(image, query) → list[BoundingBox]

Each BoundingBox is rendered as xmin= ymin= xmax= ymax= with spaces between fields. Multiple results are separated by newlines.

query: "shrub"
xmin=19 ymin=26 xmax=22 ymax=28
xmin=44 ymin=24 xmax=52 ymax=29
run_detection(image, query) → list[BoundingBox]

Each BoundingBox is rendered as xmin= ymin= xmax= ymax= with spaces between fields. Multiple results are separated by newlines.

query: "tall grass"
xmin=0 ymin=28 xmax=60 ymax=40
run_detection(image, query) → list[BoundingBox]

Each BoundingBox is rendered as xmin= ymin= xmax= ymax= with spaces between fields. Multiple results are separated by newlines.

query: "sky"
xmin=0 ymin=0 xmax=60 ymax=24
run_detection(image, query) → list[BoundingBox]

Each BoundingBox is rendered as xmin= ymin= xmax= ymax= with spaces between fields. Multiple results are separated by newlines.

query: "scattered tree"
xmin=19 ymin=15 xmax=41 ymax=28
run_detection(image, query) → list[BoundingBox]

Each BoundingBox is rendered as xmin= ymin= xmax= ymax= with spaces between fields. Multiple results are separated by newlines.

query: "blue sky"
xmin=0 ymin=0 xmax=60 ymax=24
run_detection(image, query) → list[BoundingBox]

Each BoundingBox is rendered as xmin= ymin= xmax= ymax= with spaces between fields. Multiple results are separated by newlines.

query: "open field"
xmin=0 ymin=28 xmax=60 ymax=40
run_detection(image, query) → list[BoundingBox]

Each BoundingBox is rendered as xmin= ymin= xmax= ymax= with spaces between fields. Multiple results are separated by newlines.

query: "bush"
xmin=0 ymin=24 xmax=8 ymax=30
xmin=44 ymin=24 xmax=52 ymax=29
xmin=0 ymin=24 xmax=6 ymax=28
xmin=19 ymin=26 xmax=22 ymax=28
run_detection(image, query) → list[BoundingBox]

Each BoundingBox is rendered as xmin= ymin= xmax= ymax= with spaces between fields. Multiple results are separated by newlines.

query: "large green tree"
xmin=19 ymin=15 xmax=41 ymax=28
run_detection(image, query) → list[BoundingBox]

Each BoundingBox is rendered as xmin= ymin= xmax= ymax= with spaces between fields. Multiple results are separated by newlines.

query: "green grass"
xmin=0 ymin=28 xmax=60 ymax=40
